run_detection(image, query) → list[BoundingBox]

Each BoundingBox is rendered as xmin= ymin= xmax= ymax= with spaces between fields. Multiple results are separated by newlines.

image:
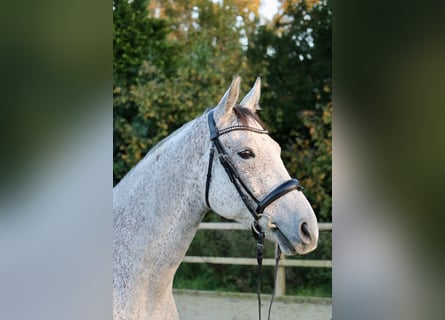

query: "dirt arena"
xmin=174 ymin=290 xmax=332 ymax=320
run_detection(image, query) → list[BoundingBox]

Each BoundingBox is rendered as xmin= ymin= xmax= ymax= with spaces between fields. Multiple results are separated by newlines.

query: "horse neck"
xmin=113 ymin=113 xmax=210 ymax=286
xmin=147 ymin=115 xmax=211 ymax=235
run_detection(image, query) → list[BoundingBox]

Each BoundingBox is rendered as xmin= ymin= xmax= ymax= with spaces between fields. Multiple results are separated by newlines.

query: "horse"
xmin=113 ymin=76 xmax=319 ymax=320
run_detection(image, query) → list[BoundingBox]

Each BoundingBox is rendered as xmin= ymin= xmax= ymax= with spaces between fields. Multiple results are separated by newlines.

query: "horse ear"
xmin=240 ymin=77 xmax=261 ymax=112
xmin=214 ymin=76 xmax=241 ymax=123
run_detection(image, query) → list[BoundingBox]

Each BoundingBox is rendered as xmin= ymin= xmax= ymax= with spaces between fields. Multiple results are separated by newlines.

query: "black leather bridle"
xmin=204 ymin=109 xmax=304 ymax=319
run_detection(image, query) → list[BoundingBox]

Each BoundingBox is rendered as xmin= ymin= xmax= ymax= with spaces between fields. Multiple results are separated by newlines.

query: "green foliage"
xmin=114 ymin=0 xmax=331 ymax=297
xmin=174 ymin=228 xmax=278 ymax=293
xmin=173 ymin=227 xmax=331 ymax=296
xmin=246 ymin=0 xmax=331 ymax=139
xmin=284 ymin=102 xmax=332 ymax=221
xmin=113 ymin=0 xmax=178 ymax=183
xmin=246 ymin=0 xmax=332 ymax=221
xmin=113 ymin=0 xmax=252 ymax=184
xmin=113 ymin=0 xmax=175 ymax=85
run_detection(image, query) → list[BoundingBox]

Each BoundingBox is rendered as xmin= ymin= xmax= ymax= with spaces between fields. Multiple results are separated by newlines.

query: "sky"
xmin=259 ymin=0 xmax=279 ymax=21
xmin=212 ymin=0 xmax=279 ymax=21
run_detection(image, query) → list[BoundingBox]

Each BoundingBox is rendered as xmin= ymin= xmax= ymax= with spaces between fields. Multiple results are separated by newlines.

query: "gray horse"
xmin=113 ymin=77 xmax=319 ymax=319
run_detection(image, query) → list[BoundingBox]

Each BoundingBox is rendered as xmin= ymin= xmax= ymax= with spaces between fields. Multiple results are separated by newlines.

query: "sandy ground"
xmin=174 ymin=290 xmax=332 ymax=320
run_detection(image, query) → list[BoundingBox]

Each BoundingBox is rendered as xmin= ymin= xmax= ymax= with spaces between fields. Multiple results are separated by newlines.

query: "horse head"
xmin=206 ymin=76 xmax=318 ymax=255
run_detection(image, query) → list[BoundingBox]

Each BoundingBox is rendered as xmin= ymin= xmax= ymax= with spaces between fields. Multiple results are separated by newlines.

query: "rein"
xmin=205 ymin=109 xmax=303 ymax=320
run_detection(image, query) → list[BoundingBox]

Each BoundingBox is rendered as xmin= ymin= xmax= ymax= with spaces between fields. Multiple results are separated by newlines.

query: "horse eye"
xmin=238 ymin=149 xmax=255 ymax=159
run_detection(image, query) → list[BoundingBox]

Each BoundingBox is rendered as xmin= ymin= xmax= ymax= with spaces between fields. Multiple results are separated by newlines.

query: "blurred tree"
xmin=118 ymin=0 xmax=256 ymax=186
xmin=113 ymin=0 xmax=176 ymax=184
xmin=247 ymin=0 xmax=331 ymax=220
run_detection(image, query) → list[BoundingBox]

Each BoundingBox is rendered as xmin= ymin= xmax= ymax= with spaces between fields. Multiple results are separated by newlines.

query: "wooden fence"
xmin=181 ymin=222 xmax=332 ymax=296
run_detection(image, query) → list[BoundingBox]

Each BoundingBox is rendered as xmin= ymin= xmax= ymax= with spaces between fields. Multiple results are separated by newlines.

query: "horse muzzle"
xmin=257 ymin=206 xmax=319 ymax=256
xmin=272 ymin=220 xmax=319 ymax=255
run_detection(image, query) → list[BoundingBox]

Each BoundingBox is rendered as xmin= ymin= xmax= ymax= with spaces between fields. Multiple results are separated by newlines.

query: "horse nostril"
xmin=299 ymin=221 xmax=312 ymax=244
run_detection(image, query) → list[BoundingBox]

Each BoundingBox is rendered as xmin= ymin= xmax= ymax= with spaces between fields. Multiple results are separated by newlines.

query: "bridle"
xmin=205 ymin=109 xmax=303 ymax=226
xmin=204 ymin=109 xmax=303 ymax=319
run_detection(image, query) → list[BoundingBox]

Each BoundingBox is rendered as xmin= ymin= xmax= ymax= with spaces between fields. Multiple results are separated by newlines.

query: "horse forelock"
xmin=233 ymin=104 xmax=266 ymax=129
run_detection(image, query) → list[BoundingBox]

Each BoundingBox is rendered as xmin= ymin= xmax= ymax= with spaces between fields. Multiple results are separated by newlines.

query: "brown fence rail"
xmin=181 ymin=222 xmax=332 ymax=296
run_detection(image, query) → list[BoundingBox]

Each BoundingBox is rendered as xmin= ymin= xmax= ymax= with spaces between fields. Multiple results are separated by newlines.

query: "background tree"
xmin=113 ymin=0 xmax=176 ymax=184
xmin=247 ymin=0 xmax=331 ymax=220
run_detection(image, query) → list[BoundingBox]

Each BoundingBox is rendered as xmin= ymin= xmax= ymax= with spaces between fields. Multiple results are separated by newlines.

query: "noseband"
xmin=204 ymin=109 xmax=303 ymax=319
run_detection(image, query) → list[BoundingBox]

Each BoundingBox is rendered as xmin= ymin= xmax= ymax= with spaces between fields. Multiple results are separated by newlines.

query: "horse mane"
xmin=147 ymin=106 xmax=265 ymax=160
xmin=142 ymin=120 xmax=195 ymax=160
xmin=233 ymin=105 xmax=266 ymax=129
